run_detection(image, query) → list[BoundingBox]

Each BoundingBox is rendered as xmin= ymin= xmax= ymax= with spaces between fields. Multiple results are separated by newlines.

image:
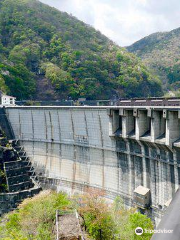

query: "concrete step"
xmin=30 ymin=187 xmax=42 ymax=197
xmin=20 ymin=156 xmax=29 ymax=161
xmin=9 ymin=139 xmax=20 ymax=147
xmin=0 ymin=187 xmax=42 ymax=216
xmin=9 ymin=181 xmax=34 ymax=192
xmin=7 ymin=174 xmax=30 ymax=185
xmin=0 ymin=110 xmax=42 ymax=216
xmin=4 ymin=160 xmax=29 ymax=170
xmin=6 ymin=166 xmax=31 ymax=178
xmin=14 ymin=146 xmax=23 ymax=151
xmin=28 ymin=169 xmax=36 ymax=175
xmin=18 ymin=151 xmax=26 ymax=157
xmin=18 ymin=190 xmax=34 ymax=199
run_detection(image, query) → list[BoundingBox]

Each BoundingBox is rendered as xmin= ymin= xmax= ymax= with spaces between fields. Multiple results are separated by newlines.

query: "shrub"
xmin=0 ymin=191 xmax=71 ymax=240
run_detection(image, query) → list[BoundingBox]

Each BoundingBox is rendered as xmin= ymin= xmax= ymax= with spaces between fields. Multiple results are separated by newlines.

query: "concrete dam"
xmin=4 ymin=105 xmax=180 ymax=225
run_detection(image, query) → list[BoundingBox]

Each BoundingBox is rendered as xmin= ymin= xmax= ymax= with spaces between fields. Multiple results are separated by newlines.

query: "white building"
xmin=0 ymin=92 xmax=16 ymax=106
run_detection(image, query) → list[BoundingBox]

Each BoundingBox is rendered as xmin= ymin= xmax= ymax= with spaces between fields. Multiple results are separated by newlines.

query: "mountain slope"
xmin=127 ymin=28 xmax=180 ymax=93
xmin=0 ymin=0 xmax=162 ymax=100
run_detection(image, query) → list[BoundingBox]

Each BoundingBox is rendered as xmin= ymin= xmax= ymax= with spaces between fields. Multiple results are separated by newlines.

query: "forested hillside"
xmin=0 ymin=0 xmax=162 ymax=100
xmin=127 ymin=28 xmax=180 ymax=94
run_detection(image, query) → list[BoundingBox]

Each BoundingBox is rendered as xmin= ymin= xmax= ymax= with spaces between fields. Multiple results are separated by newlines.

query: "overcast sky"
xmin=40 ymin=0 xmax=180 ymax=46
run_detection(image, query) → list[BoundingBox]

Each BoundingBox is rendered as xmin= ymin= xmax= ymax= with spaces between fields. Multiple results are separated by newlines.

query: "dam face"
xmin=5 ymin=106 xmax=180 ymax=224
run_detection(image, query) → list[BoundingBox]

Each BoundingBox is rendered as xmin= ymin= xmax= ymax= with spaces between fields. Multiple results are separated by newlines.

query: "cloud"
xmin=40 ymin=0 xmax=180 ymax=46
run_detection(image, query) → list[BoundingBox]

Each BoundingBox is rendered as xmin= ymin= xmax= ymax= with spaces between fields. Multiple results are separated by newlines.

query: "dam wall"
xmin=5 ymin=106 xmax=180 ymax=224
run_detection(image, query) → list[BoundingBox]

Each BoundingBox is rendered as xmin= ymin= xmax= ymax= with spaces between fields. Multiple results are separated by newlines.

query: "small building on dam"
xmin=3 ymin=103 xmax=180 ymax=225
xmin=0 ymin=92 xmax=16 ymax=106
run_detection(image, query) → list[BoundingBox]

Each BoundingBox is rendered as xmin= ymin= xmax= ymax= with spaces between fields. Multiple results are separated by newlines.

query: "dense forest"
xmin=127 ymin=28 xmax=180 ymax=96
xmin=0 ymin=0 xmax=162 ymax=100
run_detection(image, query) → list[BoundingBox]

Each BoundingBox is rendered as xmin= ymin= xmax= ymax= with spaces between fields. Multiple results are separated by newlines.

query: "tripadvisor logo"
xmin=135 ymin=227 xmax=143 ymax=235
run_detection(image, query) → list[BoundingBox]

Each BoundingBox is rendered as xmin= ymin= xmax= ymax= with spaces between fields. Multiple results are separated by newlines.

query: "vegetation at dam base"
xmin=0 ymin=190 xmax=153 ymax=240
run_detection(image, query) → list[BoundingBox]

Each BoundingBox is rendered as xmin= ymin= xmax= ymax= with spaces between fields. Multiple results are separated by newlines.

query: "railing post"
xmin=56 ymin=210 xmax=59 ymax=240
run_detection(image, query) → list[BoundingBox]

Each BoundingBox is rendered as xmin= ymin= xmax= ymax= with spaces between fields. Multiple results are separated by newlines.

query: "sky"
xmin=40 ymin=0 xmax=180 ymax=46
